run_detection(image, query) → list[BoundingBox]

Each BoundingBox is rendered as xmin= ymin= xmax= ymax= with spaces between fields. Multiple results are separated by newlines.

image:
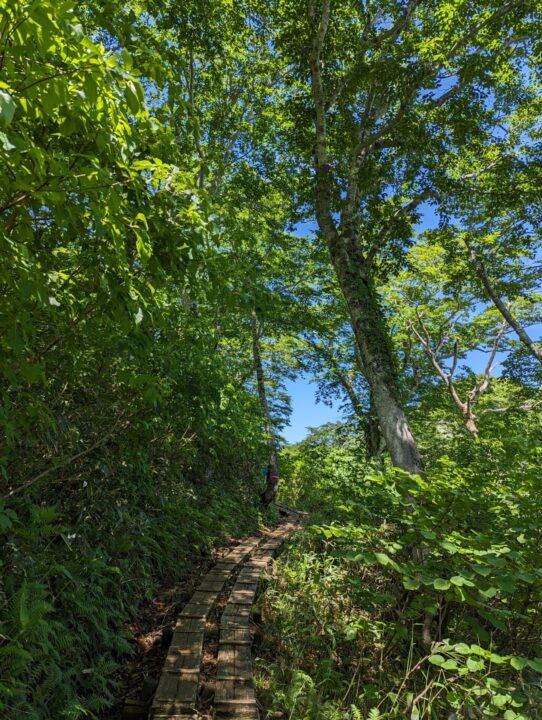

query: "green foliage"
xmin=256 ymin=415 xmax=542 ymax=718
xmin=0 ymin=0 xmax=540 ymax=718
xmin=0 ymin=2 xmax=280 ymax=717
xmin=1 ymin=483 xmax=262 ymax=719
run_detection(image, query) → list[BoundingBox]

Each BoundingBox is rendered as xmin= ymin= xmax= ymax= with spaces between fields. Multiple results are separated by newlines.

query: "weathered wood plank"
xmin=190 ymin=590 xmax=218 ymax=606
xmin=227 ymin=586 xmax=257 ymax=605
xmin=197 ymin=578 xmax=226 ymax=592
xmin=179 ymin=602 xmax=213 ymax=619
xmin=219 ymin=627 xmax=251 ymax=645
xmin=152 ymin=516 xmax=301 ymax=720
xmin=163 ymin=631 xmax=203 ymax=672
xmin=174 ymin=616 xmax=206 ymax=633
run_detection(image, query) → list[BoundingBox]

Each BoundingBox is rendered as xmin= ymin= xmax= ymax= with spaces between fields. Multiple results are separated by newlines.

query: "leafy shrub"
xmin=256 ymin=422 xmax=542 ymax=719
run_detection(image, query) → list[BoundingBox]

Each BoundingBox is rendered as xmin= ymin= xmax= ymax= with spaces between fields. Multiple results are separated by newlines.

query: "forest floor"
xmin=102 ymin=509 xmax=304 ymax=719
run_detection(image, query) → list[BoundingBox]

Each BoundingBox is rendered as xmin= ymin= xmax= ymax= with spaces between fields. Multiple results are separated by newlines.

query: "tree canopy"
xmin=0 ymin=0 xmax=541 ymax=718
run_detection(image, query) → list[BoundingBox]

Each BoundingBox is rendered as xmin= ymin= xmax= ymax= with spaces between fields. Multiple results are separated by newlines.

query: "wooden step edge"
xmin=218 ymin=639 xmax=252 ymax=645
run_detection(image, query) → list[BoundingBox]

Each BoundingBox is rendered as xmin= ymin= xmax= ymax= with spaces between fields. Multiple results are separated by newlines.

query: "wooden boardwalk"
xmin=150 ymin=509 xmax=304 ymax=720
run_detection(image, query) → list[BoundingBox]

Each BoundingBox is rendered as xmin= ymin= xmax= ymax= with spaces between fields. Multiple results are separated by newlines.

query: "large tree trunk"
xmin=316 ymin=341 xmax=382 ymax=458
xmin=250 ymin=311 xmax=279 ymax=506
xmin=309 ymin=0 xmax=422 ymax=476
xmin=326 ymin=230 xmax=424 ymax=476
xmin=365 ymin=390 xmax=383 ymax=461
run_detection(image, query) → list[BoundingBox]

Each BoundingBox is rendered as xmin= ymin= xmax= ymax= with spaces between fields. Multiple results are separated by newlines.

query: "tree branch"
xmin=309 ymin=0 xmax=339 ymax=241
xmin=464 ymin=238 xmax=542 ymax=363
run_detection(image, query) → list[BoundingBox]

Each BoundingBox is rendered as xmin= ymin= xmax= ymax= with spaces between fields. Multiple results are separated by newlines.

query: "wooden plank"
xmin=216 ymin=644 xmax=252 ymax=679
xmin=153 ymin=672 xmax=199 ymax=704
xmin=202 ymin=570 xmax=232 ymax=583
xmin=229 ymin=586 xmax=257 ymax=605
xmin=244 ymin=558 xmax=270 ymax=568
xmin=237 ymin=568 xmax=261 ymax=581
xmin=219 ymin=627 xmax=251 ymax=645
xmin=214 ymin=703 xmax=259 ymax=720
xmin=163 ymin=632 xmax=203 ymax=673
xmin=259 ymin=538 xmax=283 ymax=549
xmin=174 ymin=616 xmax=206 ymax=633
xmin=215 ymin=676 xmax=255 ymax=704
xmin=152 ymin=517 xmax=301 ymax=720
xmin=153 ymin=671 xmax=177 ymax=703
xmin=190 ymin=590 xmax=218 ymax=606
xmin=220 ymin=615 xmax=250 ymax=629
xmin=179 ymin=602 xmax=212 ymax=619
xmin=213 ymin=560 xmax=239 ymax=572
xmin=232 ymin=581 xmax=259 ymax=592
xmin=222 ymin=604 xmax=251 ymax=621
xmin=196 ymin=578 xmax=226 ymax=592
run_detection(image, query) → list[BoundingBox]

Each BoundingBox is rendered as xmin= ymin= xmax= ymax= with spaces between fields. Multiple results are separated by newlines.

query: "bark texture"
xmin=309 ymin=0 xmax=423 ymax=476
xmin=327 ymin=230 xmax=424 ymax=474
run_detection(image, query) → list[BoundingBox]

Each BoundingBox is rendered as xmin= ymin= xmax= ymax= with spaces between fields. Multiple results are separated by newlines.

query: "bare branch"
xmin=469 ymin=320 xmax=508 ymax=406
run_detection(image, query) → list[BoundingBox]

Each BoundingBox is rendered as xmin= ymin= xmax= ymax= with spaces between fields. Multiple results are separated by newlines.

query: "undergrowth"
xmin=255 ymin=422 xmax=542 ymax=719
xmin=0 ymin=473 xmax=266 ymax=719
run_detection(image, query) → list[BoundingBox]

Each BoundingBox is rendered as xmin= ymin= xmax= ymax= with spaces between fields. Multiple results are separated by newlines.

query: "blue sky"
xmin=282 ymin=326 xmax=542 ymax=444
xmin=281 ymin=206 xmax=541 ymax=445
xmin=283 ymin=376 xmax=341 ymax=443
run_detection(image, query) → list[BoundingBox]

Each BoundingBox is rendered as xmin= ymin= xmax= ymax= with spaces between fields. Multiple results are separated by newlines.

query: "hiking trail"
xmin=129 ymin=507 xmax=306 ymax=720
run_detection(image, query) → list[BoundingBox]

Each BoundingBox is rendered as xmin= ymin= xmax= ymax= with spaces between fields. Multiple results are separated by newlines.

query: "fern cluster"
xmin=1 ymin=465 xmax=264 ymax=719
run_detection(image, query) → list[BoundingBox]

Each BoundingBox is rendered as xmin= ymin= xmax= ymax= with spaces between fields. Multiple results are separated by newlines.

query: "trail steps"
xmin=149 ymin=508 xmax=305 ymax=720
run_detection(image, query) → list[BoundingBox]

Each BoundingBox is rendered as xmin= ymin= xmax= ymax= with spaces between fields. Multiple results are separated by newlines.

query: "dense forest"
xmin=1 ymin=0 xmax=541 ymax=718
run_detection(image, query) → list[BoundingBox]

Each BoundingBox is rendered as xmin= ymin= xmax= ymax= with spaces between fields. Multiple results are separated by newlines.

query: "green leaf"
xmin=0 ymin=131 xmax=15 ymax=151
xmin=450 ymin=575 xmax=474 ymax=587
xmin=441 ymin=659 xmax=458 ymax=670
xmin=489 ymin=653 xmax=507 ymax=664
xmin=433 ymin=578 xmax=451 ymax=590
xmin=466 ymin=657 xmax=484 ymax=672
xmin=374 ymin=552 xmax=390 ymax=565
xmin=125 ymin=80 xmax=141 ymax=114
xmin=510 ymin=656 xmax=528 ymax=671
xmin=440 ymin=540 xmax=459 ymax=553
xmin=136 ymin=235 xmax=152 ymax=263
xmin=421 ymin=530 xmax=436 ymax=540
xmin=479 ymin=586 xmax=498 ymax=598
xmin=0 ymin=90 xmax=16 ymax=127
xmin=453 ymin=643 xmax=471 ymax=654
xmin=492 ymin=694 xmax=511 ymax=708
xmin=402 ymin=576 xmax=420 ymax=590
xmin=527 ymin=658 xmax=542 ymax=673
xmin=19 ymin=585 xmax=29 ymax=628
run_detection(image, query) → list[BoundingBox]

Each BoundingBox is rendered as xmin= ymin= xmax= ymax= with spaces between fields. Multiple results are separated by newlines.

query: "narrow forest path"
xmin=125 ymin=508 xmax=305 ymax=720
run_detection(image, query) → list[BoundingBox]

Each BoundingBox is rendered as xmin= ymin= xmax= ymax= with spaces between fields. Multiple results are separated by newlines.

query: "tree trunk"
xmin=326 ymin=230 xmax=424 ymax=476
xmin=250 ymin=311 xmax=279 ymax=505
xmin=365 ymin=390 xmax=383 ymax=460
xmin=308 ymin=2 xmax=422 ymax=476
